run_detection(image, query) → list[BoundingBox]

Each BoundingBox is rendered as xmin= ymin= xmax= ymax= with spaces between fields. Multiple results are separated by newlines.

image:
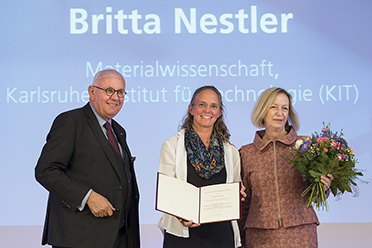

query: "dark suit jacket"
xmin=35 ymin=103 xmax=140 ymax=248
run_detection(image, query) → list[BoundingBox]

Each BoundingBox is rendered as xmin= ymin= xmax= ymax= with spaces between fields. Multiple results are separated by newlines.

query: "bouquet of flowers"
xmin=287 ymin=122 xmax=363 ymax=211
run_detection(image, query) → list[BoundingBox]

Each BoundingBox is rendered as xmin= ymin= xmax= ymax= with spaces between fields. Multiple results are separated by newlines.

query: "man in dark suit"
xmin=35 ymin=69 xmax=140 ymax=248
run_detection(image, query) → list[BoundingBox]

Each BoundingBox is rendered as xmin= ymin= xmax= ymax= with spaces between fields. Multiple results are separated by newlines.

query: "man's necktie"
xmin=104 ymin=121 xmax=122 ymax=159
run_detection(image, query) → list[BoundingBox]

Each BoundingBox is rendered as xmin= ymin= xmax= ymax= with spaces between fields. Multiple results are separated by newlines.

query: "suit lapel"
xmin=82 ymin=104 xmax=126 ymax=182
xmin=112 ymin=120 xmax=139 ymax=196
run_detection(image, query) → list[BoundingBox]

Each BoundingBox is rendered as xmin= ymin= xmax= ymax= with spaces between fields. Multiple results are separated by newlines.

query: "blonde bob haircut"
xmin=251 ymin=87 xmax=300 ymax=132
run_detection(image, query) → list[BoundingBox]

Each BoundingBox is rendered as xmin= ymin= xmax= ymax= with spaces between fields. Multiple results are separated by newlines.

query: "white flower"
xmin=295 ymin=139 xmax=304 ymax=149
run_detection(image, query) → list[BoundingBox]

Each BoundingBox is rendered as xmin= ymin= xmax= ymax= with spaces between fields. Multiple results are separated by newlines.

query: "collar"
xmin=253 ymin=127 xmax=297 ymax=151
xmin=89 ymin=102 xmax=112 ymax=127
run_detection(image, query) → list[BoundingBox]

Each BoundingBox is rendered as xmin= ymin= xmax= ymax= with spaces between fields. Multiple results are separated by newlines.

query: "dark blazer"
xmin=35 ymin=103 xmax=140 ymax=248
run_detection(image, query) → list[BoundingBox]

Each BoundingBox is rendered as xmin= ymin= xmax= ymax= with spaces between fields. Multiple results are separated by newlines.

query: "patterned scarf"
xmin=184 ymin=128 xmax=225 ymax=179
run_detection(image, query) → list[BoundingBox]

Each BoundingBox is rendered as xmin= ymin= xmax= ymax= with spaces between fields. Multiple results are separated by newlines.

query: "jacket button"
xmin=118 ymin=186 xmax=123 ymax=190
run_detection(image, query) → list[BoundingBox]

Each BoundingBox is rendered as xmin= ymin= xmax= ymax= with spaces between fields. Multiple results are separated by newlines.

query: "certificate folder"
xmin=155 ymin=172 xmax=241 ymax=224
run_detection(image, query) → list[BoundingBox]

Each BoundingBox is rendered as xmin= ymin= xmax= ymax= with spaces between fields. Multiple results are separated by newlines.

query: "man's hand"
xmin=87 ymin=191 xmax=116 ymax=218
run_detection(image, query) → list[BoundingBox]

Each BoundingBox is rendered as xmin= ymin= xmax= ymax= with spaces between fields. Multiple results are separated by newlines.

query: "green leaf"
xmin=344 ymin=183 xmax=352 ymax=193
xmin=309 ymin=170 xmax=323 ymax=179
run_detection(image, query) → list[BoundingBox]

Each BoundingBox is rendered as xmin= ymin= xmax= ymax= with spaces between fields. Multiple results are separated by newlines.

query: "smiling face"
xmin=88 ymin=70 xmax=126 ymax=121
xmin=264 ymin=92 xmax=289 ymax=134
xmin=188 ymin=89 xmax=222 ymax=132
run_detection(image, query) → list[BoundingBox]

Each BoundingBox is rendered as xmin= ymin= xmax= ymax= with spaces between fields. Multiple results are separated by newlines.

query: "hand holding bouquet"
xmin=287 ymin=123 xmax=363 ymax=211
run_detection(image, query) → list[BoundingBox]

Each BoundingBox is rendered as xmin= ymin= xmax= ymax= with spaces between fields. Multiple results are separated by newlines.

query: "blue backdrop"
xmin=1 ymin=0 xmax=370 ymax=227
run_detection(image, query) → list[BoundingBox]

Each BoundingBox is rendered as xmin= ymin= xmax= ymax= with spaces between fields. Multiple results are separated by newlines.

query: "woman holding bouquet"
xmin=239 ymin=87 xmax=333 ymax=248
xmin=158 ymin=86 xmax=242 ymax=248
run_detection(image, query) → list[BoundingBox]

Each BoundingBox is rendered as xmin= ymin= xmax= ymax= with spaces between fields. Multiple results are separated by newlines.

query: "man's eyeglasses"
xmin=93 ymin=85 xmax=127 ymax=98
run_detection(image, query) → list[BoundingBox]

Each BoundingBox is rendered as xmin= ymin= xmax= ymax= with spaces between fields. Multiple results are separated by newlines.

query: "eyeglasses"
xmin=193 ymin=102 xmax=220 ymax=111
xmin=93 ymin=85 xmax=127 ymax=98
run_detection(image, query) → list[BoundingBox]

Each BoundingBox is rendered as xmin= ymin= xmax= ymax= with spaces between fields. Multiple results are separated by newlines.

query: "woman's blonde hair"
xmin=181 ymin=85 xmax=230 ymax=142
xmin=251 ymin=87 xmax=299 ymax=131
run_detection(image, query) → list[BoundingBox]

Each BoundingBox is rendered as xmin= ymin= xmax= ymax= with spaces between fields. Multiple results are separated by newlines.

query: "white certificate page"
xmin=156 ymin=173 xmax=200 ymax=222
xmin=156 ymin=172 xmax=241 ymax=224
xmin=199 ymin=182 xmax=241 ymax=223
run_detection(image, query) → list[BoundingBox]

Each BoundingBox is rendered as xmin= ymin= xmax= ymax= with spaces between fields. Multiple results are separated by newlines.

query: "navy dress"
xmin=163 ymin=158 xmax=235 ymax=248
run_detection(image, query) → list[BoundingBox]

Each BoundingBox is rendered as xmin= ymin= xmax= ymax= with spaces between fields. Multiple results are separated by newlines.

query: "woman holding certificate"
xmin=158 ymin=86 xmax=242 ymax=248
xmin=239 ymin=87 xmax=333 ymax=248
